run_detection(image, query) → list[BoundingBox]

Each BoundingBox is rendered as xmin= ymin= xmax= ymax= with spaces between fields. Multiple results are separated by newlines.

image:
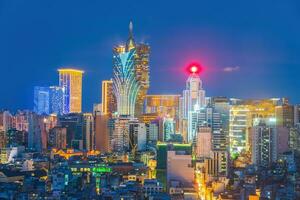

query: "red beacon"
xmin=187 ymin=63 xmax=202 ymax=74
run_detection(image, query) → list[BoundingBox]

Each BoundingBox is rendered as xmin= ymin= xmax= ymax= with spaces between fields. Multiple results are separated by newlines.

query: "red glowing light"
xmin=187 ymin=63 xmax=202 ymax=74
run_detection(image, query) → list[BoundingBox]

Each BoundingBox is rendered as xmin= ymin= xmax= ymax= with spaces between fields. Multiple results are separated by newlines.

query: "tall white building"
xmin=251 ymin=118 xmax=277 ymax=167
xmin=180 ymin=69 xmax=206 ymax=142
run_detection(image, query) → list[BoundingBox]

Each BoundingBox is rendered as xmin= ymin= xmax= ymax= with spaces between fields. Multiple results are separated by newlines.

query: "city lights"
xmin=0 ymin=8 xmax=299 ymax=199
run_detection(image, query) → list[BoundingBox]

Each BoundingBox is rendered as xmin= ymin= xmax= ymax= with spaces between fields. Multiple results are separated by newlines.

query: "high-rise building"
xmin=95 ymin=112 xmax=110 ymax=153
xmin=112 ymin=21 xmax=149 ymax=117
xmin=48 ymin=127 xmax=67 ymax=149
xmin=101 ymin=80 xmax=117 ymax=115
xmin=58 ymin=113 xmax=84 ymax=149
xmin=110 ymin=116 xmax=130 ymax=152
xmin=196 ymin=127 xmax=212 ymax=157
xmin=34 ymin=86 xmax=64 ymax=115
xmin=49 ymin=86 xmax=64 ymax=115
xmin=289 ymin=124 xmax=300 ymax=152
xmin=275 ymin=103 xmax=294 ymax=128
xmin=58 ymin=68 xmax=84 ymax=114
xmin=28 ymin=112 xmax=42 ymax=152
xmin=250 ymin=118 xmax=278 ymax=168
xmin=83 ymin=113 xmax=94 ymax=151
xmin=129 ymin=120 xmax=147 ymax=151
xmin=180 ymin=66 xmax=206 ymax=142
xmin=34 ymin=86 xmax=50 ymax=115
xmin=229 ymin=99 xmax=276 ymax=155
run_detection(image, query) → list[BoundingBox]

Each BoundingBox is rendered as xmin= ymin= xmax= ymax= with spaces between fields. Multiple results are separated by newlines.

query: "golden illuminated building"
xmin=229 ymin=99 xmax=276 ymax=155
xmin=145 ymin=95 xmax=180 ymax=119
xmin=101 ymin=80 xmax=116 ymax=115
xmin=58 ymin=69 xmax=84 ymax=114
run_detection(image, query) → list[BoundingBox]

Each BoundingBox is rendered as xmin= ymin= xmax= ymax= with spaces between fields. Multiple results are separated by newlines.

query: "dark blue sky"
xmin=1 ymin=0 xmax=300 ymax=112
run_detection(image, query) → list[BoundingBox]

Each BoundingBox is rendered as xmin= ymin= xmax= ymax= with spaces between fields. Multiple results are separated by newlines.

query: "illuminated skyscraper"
xmin=101 ymin=80 xmax=117 ymax=115
xmin=180 ymin=65 xmax=206 ymax=142
xmin=250 ymin=118 xmax=278 ymax=167
xmin=49 ymin=86 xmax=64 ymax=115
xmin=229 ymin=99 xmax=276 ymax=155
xmin=34 ymin=86 xmax=63 ymax=115
xmin=112 ymin=21 xmax=149 ymax=117
xmin=58 ymin=69 xmax=84 ymax=114
xmin=34 ymin=86 xmax=50 ymax=115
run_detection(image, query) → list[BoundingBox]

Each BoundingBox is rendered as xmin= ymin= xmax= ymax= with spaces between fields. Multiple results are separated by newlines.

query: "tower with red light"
xmin=180 ymin=62 xmax=206 ymax=142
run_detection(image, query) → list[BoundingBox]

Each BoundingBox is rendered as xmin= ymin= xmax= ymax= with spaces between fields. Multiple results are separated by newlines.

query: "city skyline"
xmin=1 ymin=1 xmax=300 ymax=112
xmin=0 ymin=2 xmax=300 ymax=198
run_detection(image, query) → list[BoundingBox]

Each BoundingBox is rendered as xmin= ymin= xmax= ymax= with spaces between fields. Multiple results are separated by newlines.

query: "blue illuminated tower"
xmin=34 ymin=86 xmax=50 ymax=115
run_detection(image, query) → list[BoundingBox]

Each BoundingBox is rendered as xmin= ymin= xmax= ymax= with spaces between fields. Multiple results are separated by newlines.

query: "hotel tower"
xmin=58 ymin=68 xmax=84 ymax=114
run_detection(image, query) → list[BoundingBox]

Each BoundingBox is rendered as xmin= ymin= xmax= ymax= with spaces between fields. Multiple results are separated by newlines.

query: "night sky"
xmin=1 ymin=0 xmax=300 ymax=112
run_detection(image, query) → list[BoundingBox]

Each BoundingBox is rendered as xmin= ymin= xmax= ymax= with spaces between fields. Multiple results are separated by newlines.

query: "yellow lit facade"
xmin=145 ymin=95 xmax=180 ymax=119
xmin=229 ymin=99 xmax=276 ymax=155
xmin=58 ymin=69 xmax=84 ymax=114
xmin=101 ymin=80 xmax=116 ymax=115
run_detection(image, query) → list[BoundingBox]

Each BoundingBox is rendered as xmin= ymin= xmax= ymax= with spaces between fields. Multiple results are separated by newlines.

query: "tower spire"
xmin=129 ymin=20 xmax=133 ymax=38
xmin=126 ymin=20 xmax=135 ymax=51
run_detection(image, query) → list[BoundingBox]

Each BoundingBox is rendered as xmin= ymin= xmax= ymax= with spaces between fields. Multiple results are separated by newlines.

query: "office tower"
xmin=110 ymin=116 xmax=131 ymax=152
xmin=34 ymin=86 xmax=64 ymax=115
xmin=83 ymin=113 xmax=94 ymax=151
xmin=95 ymin=112 xmax=110 ymax=153
xmin=58 ymin=68 xmax=84 ymax=114
xmin=196 ymin=127 xmax=212 ymax=157
xmin=49 ymin=86 xmax=64 ymax=115
xmin=180 ymin=66 xmax=206 ymax=142
xmin=275 ymin=102 xmax=294 ymax=128
xmin=129 ymin=120 xmax=147 ymax=151
xmin=187 ymin=106 xmax=221 ymax=144
xmin=58 ymin=113 xmax=84 ymax=149
xmin=229 ymin=99 xmax=276 ymax=155
xmin=48 ymin=127 xmax=67 ymax=149
xmin=101 ymin=80 xmax=117 ymax=115
xmin=167 ymin=151 xmax=194 ymax=188
xmin=250 ymin=118 xmax=277 ymax=167
xmin=28 ymin=112 xmax=42 ymax=152
xmin=113 ymin=22 xmax=149 ymax=117
xmin=289 ymin=124 xmax=300 ymax=152
xmin=229 ymin=105 xmax=251 ymax=155
xmin=134 ymin=43 xmax=150 ymax=118
xmin=34 ymin=86 xmax=50 ymax=115
xmin=148 ymin=121 xmax=159 ymax=142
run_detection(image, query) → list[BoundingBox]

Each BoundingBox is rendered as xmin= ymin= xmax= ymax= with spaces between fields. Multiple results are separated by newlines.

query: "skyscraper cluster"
xmin=0 ymin=21 xmax=299 ymax=199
